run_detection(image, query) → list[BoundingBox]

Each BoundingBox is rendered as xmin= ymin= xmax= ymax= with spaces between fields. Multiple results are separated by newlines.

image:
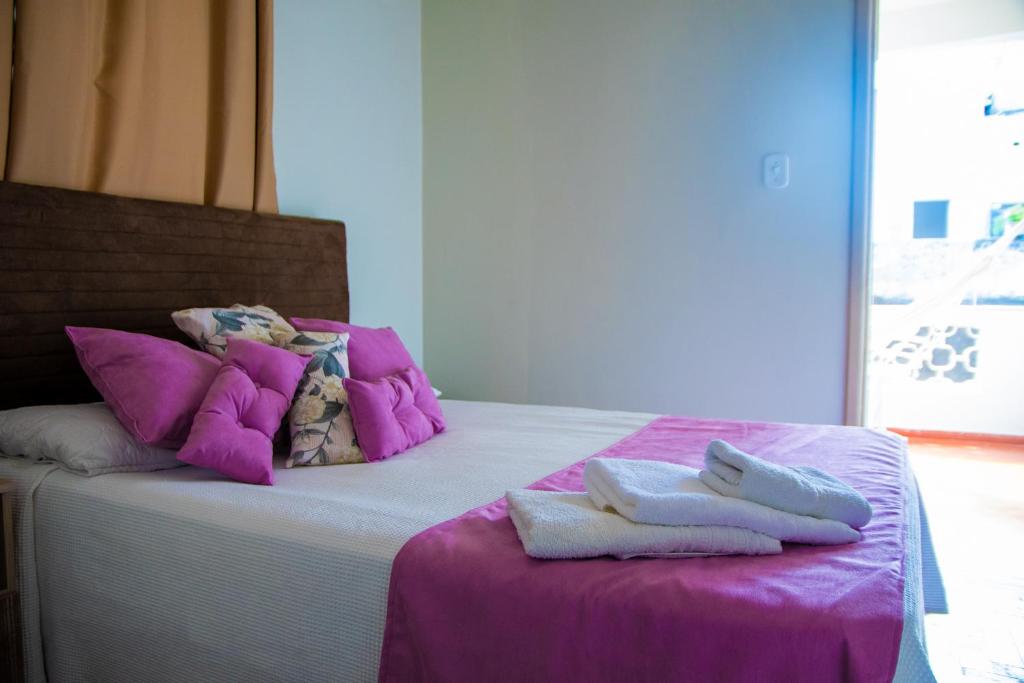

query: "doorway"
xmin=863 ymin=0 xmax=1024 ymax=437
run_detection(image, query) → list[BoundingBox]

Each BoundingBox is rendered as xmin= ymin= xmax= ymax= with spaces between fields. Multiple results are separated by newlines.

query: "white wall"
xmin=424 ymin=0 xmax=855 ymax=424
xmin=274 ymin=0 xmax=423 ymax=362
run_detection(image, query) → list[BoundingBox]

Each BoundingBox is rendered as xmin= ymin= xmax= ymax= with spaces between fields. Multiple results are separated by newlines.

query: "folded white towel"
xmin=584 ymin=458 xmax=860 ymax=545
xmin=700 ymin=439 xmax=873 ymax=529
xmin=506 ymin=489 xmax=782 ymax=560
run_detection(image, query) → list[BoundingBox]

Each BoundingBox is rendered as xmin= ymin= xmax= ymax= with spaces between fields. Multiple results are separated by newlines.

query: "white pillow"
xmin=0 ymin=403 xmax=183 ymax=476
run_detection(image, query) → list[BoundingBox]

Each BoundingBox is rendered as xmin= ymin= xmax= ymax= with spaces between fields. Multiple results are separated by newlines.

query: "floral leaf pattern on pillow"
xmin=272 ymin=330 xmax=363 ymax=467
xmin=172 ymin=304 xmax=295 ymax=358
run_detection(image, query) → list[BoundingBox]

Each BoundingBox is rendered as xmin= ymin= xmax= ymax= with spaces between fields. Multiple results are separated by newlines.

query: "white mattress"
xmin=0 ymin=400 xmax=932 ymax=682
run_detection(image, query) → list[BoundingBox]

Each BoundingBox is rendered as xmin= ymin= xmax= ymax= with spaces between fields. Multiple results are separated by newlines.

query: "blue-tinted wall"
xmin=274 ymin=0 xmax=423 ymax=362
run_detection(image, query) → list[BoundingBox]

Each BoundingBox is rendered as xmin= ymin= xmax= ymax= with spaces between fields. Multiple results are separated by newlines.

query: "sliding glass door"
xmin=862 ymin=0 xmax=1024 ymax=436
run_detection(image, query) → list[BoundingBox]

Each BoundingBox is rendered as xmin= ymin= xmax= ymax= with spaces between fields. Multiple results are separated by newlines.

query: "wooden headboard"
xmin=0 ymin=181 xmax=349 ymax=410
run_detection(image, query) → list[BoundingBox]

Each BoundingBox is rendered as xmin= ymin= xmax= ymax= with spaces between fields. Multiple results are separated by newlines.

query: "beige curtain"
xmin=0 ymin=0 xmax=277 ymax=213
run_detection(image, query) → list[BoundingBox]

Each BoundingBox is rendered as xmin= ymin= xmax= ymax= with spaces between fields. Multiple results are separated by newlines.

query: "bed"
xmin=0 ymin=181 xmax=934 ymax=682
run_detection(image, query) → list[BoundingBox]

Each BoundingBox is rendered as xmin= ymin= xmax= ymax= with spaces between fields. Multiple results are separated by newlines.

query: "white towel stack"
xmin=506 ymin=489 xmax=781 ymax=560
xmin=507 ymin=440 xmax=870 ymax=561
xmin=583 ymin=458 xmax=859 ymax=545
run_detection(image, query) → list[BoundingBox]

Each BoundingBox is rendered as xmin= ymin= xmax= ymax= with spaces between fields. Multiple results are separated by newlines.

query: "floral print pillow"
xmin=272 ymin=330 xmax=364 ymax=467
xmin=172 ymin=304 xmax=295 ymax=358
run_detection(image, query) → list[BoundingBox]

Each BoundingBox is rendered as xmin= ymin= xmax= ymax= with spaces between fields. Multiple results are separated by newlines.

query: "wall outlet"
xmin=763 ymin=153 xmax=790 ymax=190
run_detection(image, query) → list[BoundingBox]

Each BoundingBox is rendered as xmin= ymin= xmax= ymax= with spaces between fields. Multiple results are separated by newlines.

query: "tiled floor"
xmin=908 ymin=436 xmax=1024 ymax=682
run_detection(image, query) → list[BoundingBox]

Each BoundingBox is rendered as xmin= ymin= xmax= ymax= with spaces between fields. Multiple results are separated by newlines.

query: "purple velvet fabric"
xmin=66 ymin=326 xmax=220 ymax=448
xmin=379 ymin=417 xmax=909 ymax=683
xmin=290 ymin=318 xmax=444 ymax=433
xmin=177 ymin=338 xmax=307 ymax=485
xmin=343 ymin=368 xmax=436 ymax=462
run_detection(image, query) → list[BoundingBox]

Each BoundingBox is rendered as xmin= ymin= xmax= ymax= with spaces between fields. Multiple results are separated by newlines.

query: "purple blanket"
xmin=379 ymin=416 xmax=909 ymax=683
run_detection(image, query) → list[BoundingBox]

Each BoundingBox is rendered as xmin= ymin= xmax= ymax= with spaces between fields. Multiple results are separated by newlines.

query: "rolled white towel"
xmin=583 ymin=458 xmax=860 ymax=545
xmin=700 ymin=439 xmax=873 ymax=529
xmin=506 ymin=489 xmax=782 ymax=560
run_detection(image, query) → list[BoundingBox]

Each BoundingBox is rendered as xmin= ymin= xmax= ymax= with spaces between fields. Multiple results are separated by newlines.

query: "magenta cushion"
xmin=343 ymin=368 xmax=437 ymax=461
xmin=177 ymin=338 xmax=308 ymax=485
xmin=66 ymin=326 xmax=220 ymax=448
xmin=290 ymin=318 xmax=445 ymax=433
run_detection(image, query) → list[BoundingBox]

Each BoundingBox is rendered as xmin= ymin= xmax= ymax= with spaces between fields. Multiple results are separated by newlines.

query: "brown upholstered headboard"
xmin=0 ymin=181 xmax=349 ymax=410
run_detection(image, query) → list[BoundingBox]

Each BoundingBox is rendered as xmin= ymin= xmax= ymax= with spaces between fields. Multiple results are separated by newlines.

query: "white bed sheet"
xmin=16 ymin=400 xmax=654 ymax=682
xmin=0 ymin=457 xmax=58 ymax=683
xmin=0 ymin=400 xmax=932 ymax=682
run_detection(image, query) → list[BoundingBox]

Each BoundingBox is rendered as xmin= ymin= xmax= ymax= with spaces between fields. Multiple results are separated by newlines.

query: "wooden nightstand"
xmin=0 ymin=479 xmax=22 ymax=683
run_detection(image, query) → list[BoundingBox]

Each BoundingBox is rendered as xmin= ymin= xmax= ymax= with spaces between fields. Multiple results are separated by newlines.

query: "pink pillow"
xmin=66 ymin=326 xmax=220 ymax=448
xmin=177 ymin=338 xmax=308 ymax=485
xmin=290 ymin=318 xmax=445 ymax=433
xmin=343 ymin=368 xmax=436 ymax=461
